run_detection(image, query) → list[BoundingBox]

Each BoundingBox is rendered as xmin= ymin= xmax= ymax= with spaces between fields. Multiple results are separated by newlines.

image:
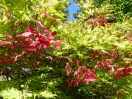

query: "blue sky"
xmin=66 ymin=0 xmax=79 ymax=20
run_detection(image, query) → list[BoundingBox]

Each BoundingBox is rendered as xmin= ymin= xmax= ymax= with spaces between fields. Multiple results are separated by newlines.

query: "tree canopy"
xmin=0 ymin=0 xmax=132 ymax=98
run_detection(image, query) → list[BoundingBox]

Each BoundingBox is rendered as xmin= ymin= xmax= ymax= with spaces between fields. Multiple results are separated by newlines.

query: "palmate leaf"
xmin=39 ymin=90 xmax=56 ymax=98
xmin=0 ymin=0 xmax=4 ymax=4
xmin=0 ymin=88 xmax=22 ymax=99
xmin=0 ymin=22 xmax=12 ymax=35
xmin=3 ymin=0 xmax=30 ymax=22
xmin=4 ymin=0 xmax=27 ymax=11
xmin=114 ymin=40 xmax=130 ymax=49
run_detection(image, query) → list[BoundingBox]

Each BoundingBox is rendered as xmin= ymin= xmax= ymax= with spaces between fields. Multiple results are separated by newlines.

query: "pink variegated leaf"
xmin=30 ymin=18 xmax=48 ymax=32
xmin=43 ymin=12 xmax=56 ymax=20
xmin=42 ymin=45 xmax=48 ymax=49
xmin=81 ymin=66 xmax=87 ymax=69
xmin=74 ymin=71 xmax=78 ymax=77
xmin=115 ymin=70 xmax=122 ymax=79
xmin=88 ymin=70 xmax=98 ymax=79
xmin=51 ymin=31 xmax=57 ymax=36
xmin=26 ymin=26 xmax=39 ymax=35
xmin=0 ymin=71 xmax=3 ymax=76
xmin=65 ymin=62 xmax=71 ymax=76
xmin=88 ymin=18 xmax=98 ymax=26
xmin=51 ymin=40 xmax=64 ymax=46
xmin=65 ymin=57 xmax=73 ymax=63
xmin=16 ymin=32 xmax=33 ymax=37
xmin=68 ymin=59 xmax=73 ymax=63
xmin=6 ymin=34 xmax=13 ymax=40
xmin=0 ymin=41 xmax=10 ymax=45
xmin=38 ymin=21 xmax=48 ymax=32
xmin=85 ymin=79 xmax=90 ymax=84
xmin=65 ymin=62 xmax=70 ymax=69
xmin=74 ymin=80 xmax=80 ymax=86
xmin=29 ymin=42 xmax=38 ymax=47
xmin=88 ymin=70 xmax=94 ymax=76
xmin=21 ymin=51 xmax=26 ymax=55
xmin=30 ymin=18 xmax=39 ymax=23
xmin=127 ymin=68 xmax=132 ymax=72
xmin=90 ymin=78 xmax=96 ymax=82
xmin=33 ymin=48 xmax=37 ymax=52
xmin=108 ymin=66 xmax=115 ymax=73
xmin=48 ymin=20 xmax=56 ymax=29
xmin=7 ymin=12 xmax=11 ymax=19
xmin=52 ymin=41 xmax=60 ymax=46
xmin=117 ymin=68 xmax=124 ymax=71
xmin=66 ymin=71 xmax=70 ymax=77
xmin=43 ymin=12 xmax=52 ymax=18
xmin=48 ymin=35 xmax=54 ymax=40
xmin=11 ymin=45 xmax=16 ymax=50
xmin=37 ymin=62 xmax=42 ymax=66
xmin=14 ymin=54 xmax=22 ymax=62
xmin=68 ymin=80 xmax=73 ymax=87
xmin=46 ymin=56 xmax=54 ymax=62
xmin=42 ymin=41 xmax=50 ymax=46
xmin=75 ymin=59 xmax=80 ymax=66
xmin=94 ymin=65 xmax=98 ymax=69
xmin=25 ymin=37 xmax=30 ymax=41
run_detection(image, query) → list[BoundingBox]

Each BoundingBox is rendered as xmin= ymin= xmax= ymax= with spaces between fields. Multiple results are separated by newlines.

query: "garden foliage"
xmin=0 ymin=0 xmax=132 ymax=99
